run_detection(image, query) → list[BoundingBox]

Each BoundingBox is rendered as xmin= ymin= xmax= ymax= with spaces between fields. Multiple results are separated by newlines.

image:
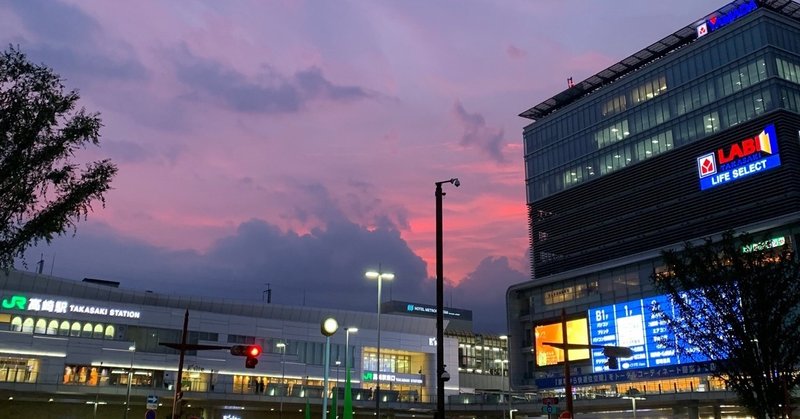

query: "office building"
xmin=508 ymin=0 xmax=800 ymax=417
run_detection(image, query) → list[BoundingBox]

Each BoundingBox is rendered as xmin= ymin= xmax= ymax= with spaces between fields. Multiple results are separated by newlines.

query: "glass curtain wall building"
xmin=508 ymin=0 xmax=800 ymax=416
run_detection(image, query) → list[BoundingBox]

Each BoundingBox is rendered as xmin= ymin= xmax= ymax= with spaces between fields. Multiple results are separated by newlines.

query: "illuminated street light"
xmin=124 ymin=344 xmax=136 ymax=419
xmin=321 ymin=317 xmax=339 ymax=419
xmin=366 ymin=268 xmax=394 ymax=419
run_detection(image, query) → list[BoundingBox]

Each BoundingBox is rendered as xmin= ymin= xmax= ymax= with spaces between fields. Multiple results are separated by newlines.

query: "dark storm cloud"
xmin=21 ymin=217 xmax=430 ymax=315
xmin=452 ymin=101 xmax=507 ymax=164
xmin=454 ymin=256 xmax=528 ymax=333
xmin=3 ymin=1 xmax=148 ymax=84
xmin=172 ymin=45 xmax=375 ymax=114
xmin=7 ymin=0 xmax=99 ymax=44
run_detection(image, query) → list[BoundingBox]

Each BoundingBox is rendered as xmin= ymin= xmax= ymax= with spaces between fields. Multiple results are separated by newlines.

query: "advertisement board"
xmin=588 ymin=295 xmax=709 ymax=372
xmin=534 ymin=318 xmax=590 ymax=366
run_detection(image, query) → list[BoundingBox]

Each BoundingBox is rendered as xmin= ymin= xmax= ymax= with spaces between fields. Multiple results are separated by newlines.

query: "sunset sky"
xmin=3 ymin=0 xmax=724 ymax=332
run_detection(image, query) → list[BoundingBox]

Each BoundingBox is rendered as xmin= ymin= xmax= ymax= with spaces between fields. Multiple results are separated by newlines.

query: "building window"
xmin=59 ymin=321 xmax=70 ymax=336
xmin=70 ymin=322 xmax=81 ymax=337
xmin=21 ymin=318 xmax=34 ymax=333
xmin=631 ymin=75 xmax=667 ymax=104
xmin=34 ymin=319 xmax=46 ymax=334
xmin=10 ymin=317 xmax=22 ymax=332
xmin=93 ymin=324 xmax=104 ymax=339
xmin=0 ymin=357 xmax=39 ymax=383
xmin=601 ymin=94 xmax=627 ymax=117
xmin=47 ymin=320 xmax=58 ymax=335
xmin=104 ymin=325 xmax=115 ymax=339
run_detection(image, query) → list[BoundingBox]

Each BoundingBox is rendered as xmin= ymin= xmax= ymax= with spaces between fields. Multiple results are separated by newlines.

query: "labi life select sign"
xmin=696 ymin=123 xmax=781 ymax=190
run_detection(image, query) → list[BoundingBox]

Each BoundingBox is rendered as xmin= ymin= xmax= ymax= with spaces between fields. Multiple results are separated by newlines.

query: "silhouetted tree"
xmin=0 ymin=46 xmax=117 ymax=270
xmin=654 ymin=231 xmax=800 ymax=419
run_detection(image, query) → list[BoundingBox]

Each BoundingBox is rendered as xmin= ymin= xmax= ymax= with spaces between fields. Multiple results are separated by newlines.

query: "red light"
xmin=248 ymin=345 xmax=261 ymax=357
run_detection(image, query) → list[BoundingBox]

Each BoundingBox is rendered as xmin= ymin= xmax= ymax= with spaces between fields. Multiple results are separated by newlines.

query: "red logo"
xmin=697 ymin=153 xmax=716 ymax=178
xmin=716 ymin=128 xmax=774 ymax=164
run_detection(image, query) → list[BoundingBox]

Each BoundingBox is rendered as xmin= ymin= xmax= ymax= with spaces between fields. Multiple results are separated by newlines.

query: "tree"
xmin=0 ymin=46 xmax=117 ymax=270
xmin=654 ymin=231 xmax=800 ymax=419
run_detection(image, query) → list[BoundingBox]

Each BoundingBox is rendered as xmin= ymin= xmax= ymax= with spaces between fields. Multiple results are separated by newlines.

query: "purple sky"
xmin=3 ymin=0 xmax=723 ymax=333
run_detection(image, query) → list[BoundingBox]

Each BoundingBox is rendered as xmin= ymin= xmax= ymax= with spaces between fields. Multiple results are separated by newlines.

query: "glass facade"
xmin=524 ymin=12 xmax=800 ymax=202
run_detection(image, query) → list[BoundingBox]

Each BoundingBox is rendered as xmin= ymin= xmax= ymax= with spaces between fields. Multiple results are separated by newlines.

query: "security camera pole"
xmin=435 ymin=178 xmax=459 ymax=419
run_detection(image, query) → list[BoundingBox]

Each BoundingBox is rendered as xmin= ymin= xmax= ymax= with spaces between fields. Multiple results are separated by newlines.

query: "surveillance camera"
xmin=452 ymin=178 xmax=460 ymax=187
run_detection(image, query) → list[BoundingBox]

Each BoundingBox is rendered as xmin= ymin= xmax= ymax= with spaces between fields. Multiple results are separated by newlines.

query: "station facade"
xmin=508 ymin=0 xmax=800 ymax=417
xmin=0 ymin=270 xmax=463 ymax=419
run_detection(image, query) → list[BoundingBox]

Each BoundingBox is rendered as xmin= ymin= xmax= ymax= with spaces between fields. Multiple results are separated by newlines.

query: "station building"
xmin=507 ymin=0 xmax=800 ymax=417
xmin=0 ymin=270 xmax=465 ymax=419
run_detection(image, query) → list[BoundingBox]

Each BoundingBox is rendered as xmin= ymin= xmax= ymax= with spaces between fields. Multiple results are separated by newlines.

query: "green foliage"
xmin=0 ymin=46 xmax=117 ymax=270
xmin=655 ymin=231 xmax=800 ymax=419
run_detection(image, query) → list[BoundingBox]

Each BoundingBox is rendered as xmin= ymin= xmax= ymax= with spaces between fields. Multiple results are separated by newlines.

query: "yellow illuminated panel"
xmin=534 ymin=319 xmax=589 ymax=366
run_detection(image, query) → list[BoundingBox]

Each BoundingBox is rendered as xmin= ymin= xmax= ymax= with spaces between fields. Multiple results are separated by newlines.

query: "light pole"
xmin=622 ymin=393 xmax=645 ymax=419
xmin=435 ymin=177 xmax=459 ymax=419
xmin=344 ymin=327 xmax=358 ymax=419
xmin=124 ymin=344 xmax=136 ymax=419
xmin=494 ymin=358 xmax=509 ymax=419
xmin=499 ymin=335 xmax=509 ymax=419
xmin=335 ymin=360 xmax=341 ymax=419
xmin=321 ymin=317 xmax=339 ymax=419
xmin=366 ymin=268 xmax=395 ymax=419
xmin=277 ymin=342 xmax=287 ymax=419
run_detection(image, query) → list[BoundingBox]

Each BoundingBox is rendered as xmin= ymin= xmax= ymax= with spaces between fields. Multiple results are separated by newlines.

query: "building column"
xmin=712 ymin=404 xmax=722 ymax=419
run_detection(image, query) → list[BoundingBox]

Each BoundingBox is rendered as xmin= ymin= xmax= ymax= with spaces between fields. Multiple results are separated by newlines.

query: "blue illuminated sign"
xmin=697 ymin=123 xmax=781 ymax=190
xmin=697 ymin=0 xmax=757 ymax=37
xmin=588 ymin=295 xmax=709 ymax=373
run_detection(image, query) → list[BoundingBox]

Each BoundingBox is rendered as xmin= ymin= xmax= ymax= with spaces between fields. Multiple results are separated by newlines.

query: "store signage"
xmin=535 ymin=362 xmax=717 ymax=389
xmin=404 ymin=303 xmax=464 ymax=318
xmin=0 ymin=294 xmax=141 ymax=319
xmin=742 ymin=236 xmax=786 ymax=253
xmin=697 ymin=0 xmax=757 ymax=37
xmin=362 ymin=371 xmax=424 ymax=385
xmin=696 ymin=123 xmax=780 ymax=190
xmin=588 ymin=294 xmax=710 ymax=373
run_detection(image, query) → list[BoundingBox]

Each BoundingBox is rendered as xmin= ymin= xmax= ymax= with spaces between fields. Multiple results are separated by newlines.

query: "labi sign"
xmin=696 ymin=123 xmax=781 ymax=190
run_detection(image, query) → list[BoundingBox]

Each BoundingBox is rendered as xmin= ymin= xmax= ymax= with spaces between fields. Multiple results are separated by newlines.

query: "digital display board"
xmin=588 ymin=294 xmax=709 ymax=372
xmin=534 ymin=318 xmax=590 ymax=366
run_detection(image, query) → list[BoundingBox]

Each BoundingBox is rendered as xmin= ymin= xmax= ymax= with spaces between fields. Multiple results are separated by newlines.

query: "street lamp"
xmin=499 ymin=335 xmax=509 ymax=419
xmin=277 ymin=342 xmax=287 ymax=419
xmin=344 ymin=328 xmax=358 ymax=419
xmin=622 ymin=391 xmax=645 ymax=419
xmin=435 ymin=177 xmax=459 ymax=419
xmin=365 ymin=268 xmax=394 ymax=419
xmin=124 ymin=344 xmax=136 ymax=419
xmin=321 ymin=317 xmax=339 ymax=419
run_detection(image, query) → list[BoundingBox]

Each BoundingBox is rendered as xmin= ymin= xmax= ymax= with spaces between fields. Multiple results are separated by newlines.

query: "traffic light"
xmin=231 ymin=344 xmax=262 ymax=369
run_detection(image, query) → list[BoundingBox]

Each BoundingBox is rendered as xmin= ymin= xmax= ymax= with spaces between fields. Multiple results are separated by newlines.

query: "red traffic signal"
xmin=231 ymin=344 xmax=262 ymax=368
xmin=230 ymin=344 xmax=262 ymax=357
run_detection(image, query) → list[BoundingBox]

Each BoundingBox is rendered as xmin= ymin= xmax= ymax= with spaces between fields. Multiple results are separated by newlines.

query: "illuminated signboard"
xmin=534 ymin=318 xmax=590 ymax=366
xmin=362 ymin=371 xmax=424 ymax=384
xmin=0 ymin=294 xmax=141 ymax=319
xmin=697 ymin=123 xmax=781 ymax=190
xmin=742 ymin=236 xmax=786 ymax=253
xmin=696 ymin=0 xmax=757 ymax=37
xmin=588 ymin=295 xmax=709 ymax=372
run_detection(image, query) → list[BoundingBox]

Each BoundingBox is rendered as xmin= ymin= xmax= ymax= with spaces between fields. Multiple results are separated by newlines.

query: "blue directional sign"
xmin=588 ymin=294 xmax=709 ymax=372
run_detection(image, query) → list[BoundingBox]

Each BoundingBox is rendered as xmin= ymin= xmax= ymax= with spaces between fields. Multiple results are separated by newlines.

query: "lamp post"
xmin=435 ymin=177 xmax=459 ymax=419
xmin=321 ymin=317 xmax=339 ymax=419
xmin=124 ymin=344 xmax=136 ymax=419
xmin=499 ymin=335 xmax=509 ymax=419
xmin=344 ymin=328 xmax=358 ymax=419
xmin=622 ymin=393 xmax=645 ymax=419
xmin=277 ymin=342 xmax=287 ymax=419
xmin=366 ymin=268 xmax=395 ymax=419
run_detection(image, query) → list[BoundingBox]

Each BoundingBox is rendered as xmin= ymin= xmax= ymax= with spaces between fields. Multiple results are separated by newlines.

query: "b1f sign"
xmin=697 ymin=123 xmax=781 ymax=190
